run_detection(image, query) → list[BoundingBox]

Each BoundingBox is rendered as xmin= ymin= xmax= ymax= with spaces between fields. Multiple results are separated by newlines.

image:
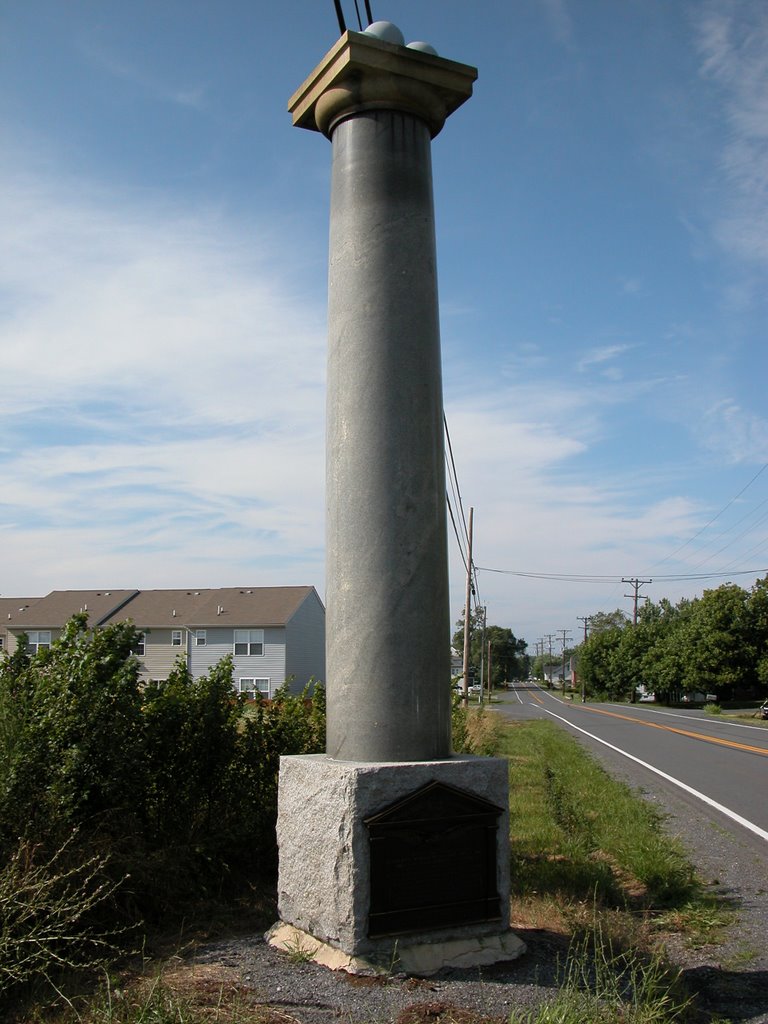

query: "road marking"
xmin=610 ymin=704 xmax=768 ymax=732
xmin=540 ymin=706 xmax=768 ymax=844
xmin=574 ymin=705 xmax=768 ymax=757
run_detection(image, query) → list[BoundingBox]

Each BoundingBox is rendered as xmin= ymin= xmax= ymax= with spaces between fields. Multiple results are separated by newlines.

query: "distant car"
xmin=760 ymin=701 xmax=768 ymax=721
xmin=638 ymin=693 xmax=655 ymax=703
xmin=468 ymin=684 xmax=482 ymax=695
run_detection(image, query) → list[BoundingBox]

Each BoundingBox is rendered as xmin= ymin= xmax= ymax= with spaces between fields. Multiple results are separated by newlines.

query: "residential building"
xmin=1 ymin=586 xmax=325 ymax=698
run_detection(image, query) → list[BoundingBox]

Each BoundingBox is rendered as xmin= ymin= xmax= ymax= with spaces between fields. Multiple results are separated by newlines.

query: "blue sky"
xmin=2 ymin=0 xmax=767 ymax=651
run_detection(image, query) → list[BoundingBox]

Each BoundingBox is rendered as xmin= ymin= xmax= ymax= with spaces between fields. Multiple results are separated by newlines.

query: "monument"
xmin=269 ymin=20 xmax=525 ymax=974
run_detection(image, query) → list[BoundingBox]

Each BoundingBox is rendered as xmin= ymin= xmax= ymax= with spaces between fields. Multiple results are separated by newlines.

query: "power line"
xmin=476 ymin=566 xmax=768 ymax=583
xmin=654 ymin=462 xmax=768 ymax=568
xmin=444 ymin=414 xmax=470 ymax=550
xmin=446 ymin=493 xmax=469 ymax=576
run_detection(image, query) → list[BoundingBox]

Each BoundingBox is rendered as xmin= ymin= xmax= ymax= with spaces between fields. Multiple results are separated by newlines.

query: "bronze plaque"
xmin=365 ymin=780 xmax=502 ymax=937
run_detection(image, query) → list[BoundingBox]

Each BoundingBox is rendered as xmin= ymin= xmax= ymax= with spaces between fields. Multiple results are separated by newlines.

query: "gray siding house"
xmin=2 ymin=587 xmax=325 ymax=698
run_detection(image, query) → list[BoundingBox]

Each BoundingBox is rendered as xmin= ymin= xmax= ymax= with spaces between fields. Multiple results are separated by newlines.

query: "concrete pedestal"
xmin=271 ymin=754 xmax=525 ymax=972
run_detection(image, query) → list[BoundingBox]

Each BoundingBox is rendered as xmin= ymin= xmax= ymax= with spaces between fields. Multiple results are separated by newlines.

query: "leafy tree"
xmin=452 ymin=610 xmax=528 ymax=685
xmin=578 ymin=628 xmax=624 ymax=699
xmin=588 ymin=609 xmax=630 ymax=634
xmin=747 ymin=576 xmax=768 ymax=691
xmin=680 ymin=584 xmax=754 ymax=700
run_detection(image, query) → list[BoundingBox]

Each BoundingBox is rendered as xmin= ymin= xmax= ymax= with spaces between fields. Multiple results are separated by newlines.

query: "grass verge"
xmin=502 ymin=720 xmax=730 ymax=946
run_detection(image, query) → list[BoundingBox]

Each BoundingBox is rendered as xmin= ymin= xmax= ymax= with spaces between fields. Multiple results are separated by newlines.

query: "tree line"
xmin=577 ymin=577 xmax=768 ymax=703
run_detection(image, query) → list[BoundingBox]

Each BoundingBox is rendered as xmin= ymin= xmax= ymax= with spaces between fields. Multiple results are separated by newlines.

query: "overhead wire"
xmin=653 ymin=462 xmax=768 ymax=568
xmin=476 ymin=566 xmax=768 ymax=583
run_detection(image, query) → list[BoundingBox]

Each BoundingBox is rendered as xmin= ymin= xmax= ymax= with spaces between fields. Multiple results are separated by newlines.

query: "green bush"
xmin=0 ymin=615 xmax=326 ymax=999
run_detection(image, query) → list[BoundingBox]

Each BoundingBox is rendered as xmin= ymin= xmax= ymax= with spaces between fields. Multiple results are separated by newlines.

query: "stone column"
xmin=273 ymin=28 xmax=524 ymax=972
xmin=289 ymin=27 xmax=477 ymax=761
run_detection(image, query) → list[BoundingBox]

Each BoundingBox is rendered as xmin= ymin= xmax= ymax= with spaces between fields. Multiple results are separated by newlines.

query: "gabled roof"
xmin=97 ymin=586 xmax=319 ymax=628
xmin=2 ymin=586 xmax=323 ymax=631
xmin=186 ymin=587 xmax=318 ymax=627
xmin=4 ymin=591 xmax=138 ymax=629
xmin=99 ymin=589 xmax=214 ymax=629
xmin=0 ymin=597 xmax=41 ymax=626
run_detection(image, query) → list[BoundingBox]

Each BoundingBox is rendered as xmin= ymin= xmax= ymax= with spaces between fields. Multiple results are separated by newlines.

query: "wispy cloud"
xmin=540 ymin=0 xmax=576 ymax=49
xmin=695 ymin=2 xmax=768 ymax=267
xmin=700 ymin=399 xmax=768 ymax=463
xmin=576 ymin=344 xmax=632 ymax=373
xmin=79 ymin=35 xmax=208 ymax=109
xmin=0 ymin=156 xmax=326 ymax=593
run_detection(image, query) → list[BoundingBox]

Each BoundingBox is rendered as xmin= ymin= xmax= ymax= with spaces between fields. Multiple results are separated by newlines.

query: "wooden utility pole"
xmin=622 ymin=577 xmax=652 ymax=625
xmin=461 ymin=506 xmax=474 ymax=707
xmin=558 ymin=629 xmax=572 ymax=692
xmin=544 ymin=634 xmax=555 ymax=687
xmin=622 ymin=577 xmax=651 ymax=702
xmin=576 ymin=616 xmax=591 ymax=702
xmin=486 ymin=637 xmax=492 ymax=703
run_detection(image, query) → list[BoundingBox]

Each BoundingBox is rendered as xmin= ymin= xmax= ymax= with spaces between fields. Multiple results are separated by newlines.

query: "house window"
xmin=27 ymin=630 xmax=51 ymax=654
xmin=134 ymin=633 xmax=146 ymax=657
xmin=237 ymin=677 xmax=270 ymax=699
xmin=0 ymin=636 xmax=4 ymax=650
xmin=171 ymin=630 xmax=182 ymax=647
xmin=195 ymin=630 xmax=207 ymax=647
xmin=233 ymin=629 xmax=264 ymax=656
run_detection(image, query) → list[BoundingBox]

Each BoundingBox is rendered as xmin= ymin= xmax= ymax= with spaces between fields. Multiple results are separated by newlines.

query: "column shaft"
xmin=326 ymin=109 xmax=451 ymax=761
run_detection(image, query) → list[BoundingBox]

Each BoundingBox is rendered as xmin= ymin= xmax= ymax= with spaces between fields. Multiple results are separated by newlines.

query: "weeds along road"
xmin=493 ymin=683 xmax=768 ymax=865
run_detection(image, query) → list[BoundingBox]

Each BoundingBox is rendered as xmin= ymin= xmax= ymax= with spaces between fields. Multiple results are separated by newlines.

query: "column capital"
xmin=288 ymin=30 xmax=477 ymax=139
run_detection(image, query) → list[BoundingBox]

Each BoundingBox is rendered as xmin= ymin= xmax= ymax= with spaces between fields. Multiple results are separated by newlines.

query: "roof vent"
xmin=172 ymin=609 xmax=177 ymax=617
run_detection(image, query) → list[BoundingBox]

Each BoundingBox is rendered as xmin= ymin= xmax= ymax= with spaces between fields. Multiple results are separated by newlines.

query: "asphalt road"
xmin=491 ymin=683 xmax=768 ymax=861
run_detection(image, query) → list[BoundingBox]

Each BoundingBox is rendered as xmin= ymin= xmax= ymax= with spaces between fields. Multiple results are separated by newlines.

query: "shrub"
xmin=0 ymin=615 xmax=326 ymax=998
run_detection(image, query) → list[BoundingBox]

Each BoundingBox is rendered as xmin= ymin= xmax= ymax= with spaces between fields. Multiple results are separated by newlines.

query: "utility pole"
xmin=544 ymin=634 xmax=555 ymax=687
xmin=622 ymin=577 xmax=652 ymax=626
xmin=486 ymin=637 xmax=492 ymax=704
xmin=534 ymin=640 xmax=543 ymax=683
xmin=478 ymin=605 xmax=487 ymax=703
xmin=622 ymin=577 xmax=651 ymax=702
xmin=461 ymin=507 xmax=474 ymax=707
xmin=576 ymin=616 xmax=591 ymax=702
xmin=558 ymin=629 xmax=572 ymax=693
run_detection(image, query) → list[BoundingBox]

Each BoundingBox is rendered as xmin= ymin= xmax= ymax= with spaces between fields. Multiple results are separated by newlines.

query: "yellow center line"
xmin=529 ymin=693 xmax=544 ymax=706
xmin=576 ymin=704 xmax=768 ymax=757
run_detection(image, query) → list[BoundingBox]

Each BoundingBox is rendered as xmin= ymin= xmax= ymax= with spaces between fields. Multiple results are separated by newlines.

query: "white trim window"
xmin=27 ymin=630 xmax=51 ymax=654
xmin=0 ymin=636 xmax=4 ymax=650
xmin=171 ymin=630 xmax=183 ymax=647
xmin=194 ymin=630 xmax=207 ymax=647
xmin=233 ymin=629 xmax=264 ymax=657
xmin=237 ymin=677 xmax=270 ymax=699
xmin=134 ymin=633 xmax=146 ymax=657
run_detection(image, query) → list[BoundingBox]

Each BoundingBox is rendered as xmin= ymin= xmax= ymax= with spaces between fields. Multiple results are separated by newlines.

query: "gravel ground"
xmin=187 ymin=740 xmax=768 ymax=1024
xmin=191 ymin=928 xmax=567 ymax=1024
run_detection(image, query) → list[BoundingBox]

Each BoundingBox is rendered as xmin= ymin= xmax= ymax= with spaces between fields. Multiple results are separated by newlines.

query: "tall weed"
xmin=452 ymin=700 xmax=504 ymax=755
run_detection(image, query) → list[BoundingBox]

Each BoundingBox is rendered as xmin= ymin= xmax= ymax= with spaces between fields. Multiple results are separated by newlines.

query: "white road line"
xmin=607 ymin=704 xmax=768 ymax=732
xmin=541 ymin=706 xmax=768 ymax=845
